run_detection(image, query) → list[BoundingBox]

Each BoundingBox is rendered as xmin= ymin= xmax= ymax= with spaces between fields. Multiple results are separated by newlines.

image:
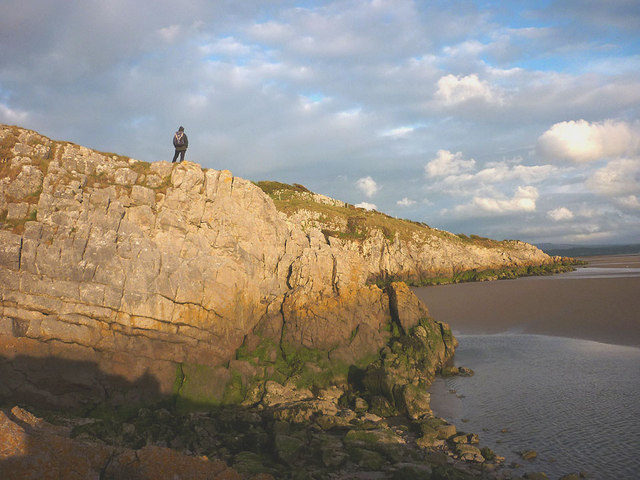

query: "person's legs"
xmin=179 ymin=150 xmax=186 ymax=162
xmin=172 ymin=150 xmax=180 ymax=163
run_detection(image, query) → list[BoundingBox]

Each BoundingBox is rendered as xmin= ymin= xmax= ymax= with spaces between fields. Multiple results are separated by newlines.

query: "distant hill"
xmin=537 ymin=243 xmax=640 ymax=257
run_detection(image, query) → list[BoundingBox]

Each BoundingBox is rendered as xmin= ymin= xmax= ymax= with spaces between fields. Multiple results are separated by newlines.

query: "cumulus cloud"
xmin=537 ymin=119 xmax=640 ymax=162
xmin=425 ymin=153 xmax=559 ymax=200
xmin=355 ymin=176 xmax=379 ymax=197
xmin=397 ymin=197 xmax=416 ymax=207
xmin=424 ymin=150 xmax=476 ymax=178
xmin=454 ymin=186 xmax=539 ymax=216
xmin=617 ymin=195 xmax=640 ymax=209
xmin=355 ymin=202 xmax=377 ymax=210
xmin=200 ymin=36 xmax=254 ymax=57
xmin=548 ymin=207 xmax=575 ymax=221
xmin=474 ymin=163 xmax=558 ymax=184
xmin=586 ymin=158 xmax=640 ymax=196
xmin=435 ymin=74 xmax=502 ymax=105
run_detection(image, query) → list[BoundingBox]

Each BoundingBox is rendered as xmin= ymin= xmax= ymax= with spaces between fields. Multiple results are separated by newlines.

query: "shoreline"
xmin=412 ymin=254 xmax=640 ymax=348
xmin=428 ymin=333 xmax=640 ymax=480
xmin=420 ymin=255 xmax=640 ymax=479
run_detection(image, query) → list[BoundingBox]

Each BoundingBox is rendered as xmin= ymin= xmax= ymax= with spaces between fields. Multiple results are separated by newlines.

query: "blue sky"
xmin=1 ymin=0 xmax=639 ymax=244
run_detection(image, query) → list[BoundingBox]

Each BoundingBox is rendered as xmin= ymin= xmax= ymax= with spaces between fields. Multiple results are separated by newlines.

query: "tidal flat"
xmin=415 ymin=254 xmax=640 ymax=479
xmin=414 ymin=254 xmax=640 ymax=347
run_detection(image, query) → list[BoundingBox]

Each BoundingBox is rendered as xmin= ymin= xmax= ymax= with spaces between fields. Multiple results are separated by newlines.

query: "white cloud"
xmin=474 ymin=163 xmax=558 ymax=184
xmin=355 ymin=202 xmax=377 ymax=210
xmin=424 ymin=150 xmax=476 ymax=178
xmin=248 ymin=20 xmax=294 ymax=44
xmin=200 ymin=36 xmax=253 ymax=57
xmin=442 ymin=40 xmax=486 ymax=58
xmin=537 ymin=119 xmax=640 ymax=163
xmin=355 ymin=176 xmax=379 ymax=197
xmin=382 ymin=126 xmax=415 ymax=138
xmin=435 ymin=74 xmax=502 ymax=105
xmin=454 ymin=186 xmax=539 ymax=216
xmin=397 ymin=197 xmax=416 ymax=207
xmin=0 ymin=103 xmax=29 ymax=124
xmin=617 ymin=195 xmax=640 ymax=209
xmin=425 ymin=154 xmax=559 ymax=200
xmin=548 ymin=207 xmax=575 ymax=221
xmin=586 ymin=157 xmax=640 ymax=196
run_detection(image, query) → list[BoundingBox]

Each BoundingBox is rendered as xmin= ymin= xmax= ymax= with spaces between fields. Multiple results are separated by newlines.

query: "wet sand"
xmin=413 ymin=255 xmax=640 ymax=347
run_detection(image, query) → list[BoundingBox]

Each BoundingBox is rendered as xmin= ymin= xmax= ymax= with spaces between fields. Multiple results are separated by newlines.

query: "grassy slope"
xmin=256 ymin=180 xmax=504 ymax=247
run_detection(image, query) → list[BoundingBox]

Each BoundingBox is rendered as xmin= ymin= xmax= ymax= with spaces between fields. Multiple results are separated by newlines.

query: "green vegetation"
xmin=1 ymin=208 xmax=37 ymax=235
xmin=254 ymin=180 xmax=312 ymax=197
xmin=255 ymin=181 xmax=554 ymax=261
xmin=370 ymin=259 xmax=581 ymax=289
xmin=173 ymin=334 xmax=373 ymax=411
xmin=454 ymin=233 xmax=503 ymax=248
xmin=172 ymin=362 xmax=229 ymax=411
xmin=0 ymin=127 xmax=21 ymax=178
xmin=256 ymin=180 xmax=439 ymax=244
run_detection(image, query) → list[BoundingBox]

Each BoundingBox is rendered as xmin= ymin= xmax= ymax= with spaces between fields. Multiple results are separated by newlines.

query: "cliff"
xmin=0 ymin=124 xmax=553 ymax=411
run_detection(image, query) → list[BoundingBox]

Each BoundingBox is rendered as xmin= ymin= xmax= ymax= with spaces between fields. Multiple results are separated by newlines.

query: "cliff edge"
xmin=0 ymin=124 xmax=554 ymax=411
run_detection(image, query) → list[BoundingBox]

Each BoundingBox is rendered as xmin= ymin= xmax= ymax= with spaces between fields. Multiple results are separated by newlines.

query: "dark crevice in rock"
xmin=384 ymin=284 xmax=406 ymax=336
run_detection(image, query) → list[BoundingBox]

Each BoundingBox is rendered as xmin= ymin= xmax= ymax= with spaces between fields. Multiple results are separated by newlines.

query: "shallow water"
xmin=429 ymin=334 xmax=640 ymax=480
xmin=553 ymin=266 xmax=640 ymax=279
xmin=413 ymin=266 xmax=640 ymax=347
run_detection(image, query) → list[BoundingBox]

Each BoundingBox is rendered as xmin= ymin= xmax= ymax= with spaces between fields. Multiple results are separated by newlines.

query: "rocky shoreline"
xmin=1 ymin=375 xmax=585 ymax=480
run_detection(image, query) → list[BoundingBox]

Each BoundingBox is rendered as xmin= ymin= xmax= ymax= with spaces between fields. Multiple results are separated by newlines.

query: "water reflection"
xmin=429 ymin=334 xmax=640 ymax=480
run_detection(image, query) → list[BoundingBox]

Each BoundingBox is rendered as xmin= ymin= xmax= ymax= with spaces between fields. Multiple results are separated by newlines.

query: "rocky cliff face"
xmin=0 ymin=124 xmax=552 ymax=409
xmin=258 ymin=182 xmax=553 ymax=284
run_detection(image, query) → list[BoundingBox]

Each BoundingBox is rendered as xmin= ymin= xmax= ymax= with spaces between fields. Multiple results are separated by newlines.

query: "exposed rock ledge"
xmin=0 ymin=124 xmax=554 ymax=409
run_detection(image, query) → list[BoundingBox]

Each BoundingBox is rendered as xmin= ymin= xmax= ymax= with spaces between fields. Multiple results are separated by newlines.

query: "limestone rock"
xmin=344 ymin=427 xmax=406 ymax=463
xmin=0 ymin=124 xmax=557 ymax=409
xmin=396 ymin=384 xmax=432 ymax=420
xmin=387 ymin=281 xmax=430 ymax=333
xmin=455 ymin=443 xmax=485 ymax=463
xmin=274 ymin=433 xmax=305 ymax=465
xmin=436 ymin=423 xmax=457 ymax=440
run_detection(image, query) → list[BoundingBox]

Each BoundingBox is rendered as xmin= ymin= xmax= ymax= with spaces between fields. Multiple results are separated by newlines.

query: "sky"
xmin=1 ymin=0 xmax=639 ymax=245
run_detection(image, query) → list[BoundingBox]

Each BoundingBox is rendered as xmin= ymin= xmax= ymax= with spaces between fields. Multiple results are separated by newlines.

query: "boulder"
xmin=395 ymin=384 xmax=432 ymax=420
xmin=274 ymin=433 xmax=305 ymax=465
xmin=436 ymin=423 xmax=457 ymax=440
xmin=455 ymin=443 xmax=485 ymax=463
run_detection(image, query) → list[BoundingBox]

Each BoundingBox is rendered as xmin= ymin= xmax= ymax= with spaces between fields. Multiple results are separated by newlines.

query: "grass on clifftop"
xmin=256 ymin=180 xmax=480 ymax=246
xmin=256 ymin=180 xmax=418 ymax=242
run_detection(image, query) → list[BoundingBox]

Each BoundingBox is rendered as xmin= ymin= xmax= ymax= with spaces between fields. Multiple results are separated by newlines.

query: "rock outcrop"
xmin=0 ymin=406 xmax=252 ymax=479
xmin=0 ymin=124 xmax=554 ymax=409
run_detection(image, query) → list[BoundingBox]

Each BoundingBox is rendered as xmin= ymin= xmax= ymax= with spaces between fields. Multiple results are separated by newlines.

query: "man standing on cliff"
xmin=172 ymin=126 xmax=188 ymax=163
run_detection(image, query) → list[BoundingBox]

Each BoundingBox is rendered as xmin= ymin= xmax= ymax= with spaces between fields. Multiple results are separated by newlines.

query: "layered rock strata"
xmin=0 ymin=124 xmax=553 ymax=408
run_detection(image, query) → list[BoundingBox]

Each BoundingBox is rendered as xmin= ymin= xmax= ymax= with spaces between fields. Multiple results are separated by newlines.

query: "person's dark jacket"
xmin=173 ymin=130 xmax=188 ymax=151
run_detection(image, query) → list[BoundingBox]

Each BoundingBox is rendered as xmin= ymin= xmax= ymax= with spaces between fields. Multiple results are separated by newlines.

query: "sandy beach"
xmin=413 ymin=255 xmax=640 ymax=347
